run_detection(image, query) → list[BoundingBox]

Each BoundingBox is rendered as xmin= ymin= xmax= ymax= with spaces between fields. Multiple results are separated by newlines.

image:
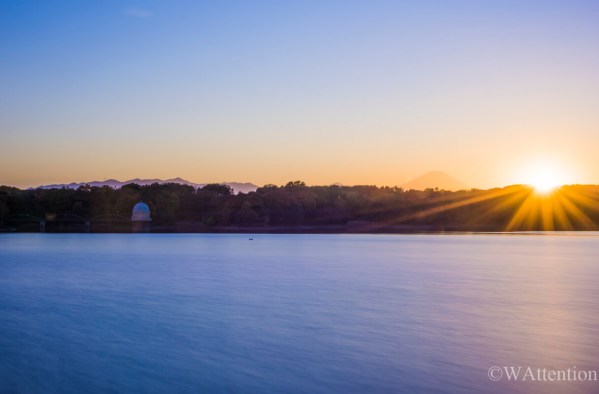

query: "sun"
xmin=529 ymin=170 xmax=561 ymax=193
xmin=522 ymin=160 xmax=568 ymax=194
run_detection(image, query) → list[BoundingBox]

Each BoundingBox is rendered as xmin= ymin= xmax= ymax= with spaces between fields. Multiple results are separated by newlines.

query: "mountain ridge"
xmin=32 ymin=178 xmax=259 ymax=194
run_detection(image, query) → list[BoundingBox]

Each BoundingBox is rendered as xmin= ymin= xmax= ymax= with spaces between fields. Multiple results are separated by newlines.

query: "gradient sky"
xmin=1 ymin=0 xmax=598 ymax=189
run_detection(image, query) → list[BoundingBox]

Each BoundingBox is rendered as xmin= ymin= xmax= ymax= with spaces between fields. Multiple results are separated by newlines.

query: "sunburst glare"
xmin=522 ymin=160 xmax=569 ymax=194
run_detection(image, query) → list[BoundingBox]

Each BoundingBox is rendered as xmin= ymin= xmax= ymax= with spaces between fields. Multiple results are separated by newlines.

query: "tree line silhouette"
xmin=1 ymin=182 xmax=598 ymax=231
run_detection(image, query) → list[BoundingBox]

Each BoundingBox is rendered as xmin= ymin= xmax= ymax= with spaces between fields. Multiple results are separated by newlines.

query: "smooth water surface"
xmin=1 ymin=233 xmax=598 ymax=393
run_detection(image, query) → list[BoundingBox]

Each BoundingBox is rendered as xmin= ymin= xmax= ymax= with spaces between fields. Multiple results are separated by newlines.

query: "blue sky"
xmin=1 ymin=1 xmax=598 ymax=188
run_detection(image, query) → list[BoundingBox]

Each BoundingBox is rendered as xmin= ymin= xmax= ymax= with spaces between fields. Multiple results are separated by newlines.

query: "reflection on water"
xmin=1 ymin=233 xmax=598 ymax=393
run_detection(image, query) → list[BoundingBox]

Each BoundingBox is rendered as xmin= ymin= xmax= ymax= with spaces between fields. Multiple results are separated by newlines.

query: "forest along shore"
xmin=1 ymin=182 xmax=599 ymax=232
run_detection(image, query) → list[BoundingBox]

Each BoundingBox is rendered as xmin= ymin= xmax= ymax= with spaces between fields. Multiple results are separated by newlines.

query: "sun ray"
xmin=505 ymin=191 xmax=539 ymax=231
xmin=550 ymin=193 xmax=573 ymax=230
xmin=337 ymin=182 xmax=597 ymax=232
xmin=390 ymin=187 xmax=522 ymax=225
xmin=474 ymin=187 xmax=530 ymax=224
xmin=555 ymin=191 xmax=596 ymax=230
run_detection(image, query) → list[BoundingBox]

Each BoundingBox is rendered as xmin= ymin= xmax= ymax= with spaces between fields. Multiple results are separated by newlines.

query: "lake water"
xmin=1 ymin=233 xmax=598 ymax=393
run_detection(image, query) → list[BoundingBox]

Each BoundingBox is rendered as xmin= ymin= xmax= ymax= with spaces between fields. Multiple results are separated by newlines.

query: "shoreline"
xmin=2 ymin=223 xmax=598 ymax=234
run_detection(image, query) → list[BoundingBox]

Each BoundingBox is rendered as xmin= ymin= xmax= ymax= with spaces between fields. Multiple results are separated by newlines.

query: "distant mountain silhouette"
xmin=402 ymin=171 xmax=468 ymax=191
xmin=33 ymin=178 xmax=258 ymax=194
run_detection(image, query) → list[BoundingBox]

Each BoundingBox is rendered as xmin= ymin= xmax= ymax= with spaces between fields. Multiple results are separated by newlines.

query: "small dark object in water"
xmin=249 ymin=238 xmax=253 ymax=240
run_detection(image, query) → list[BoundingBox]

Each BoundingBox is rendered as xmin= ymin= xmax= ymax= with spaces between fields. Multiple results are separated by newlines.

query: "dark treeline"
xmin=1 ymin=182 xmax=599 ymax=231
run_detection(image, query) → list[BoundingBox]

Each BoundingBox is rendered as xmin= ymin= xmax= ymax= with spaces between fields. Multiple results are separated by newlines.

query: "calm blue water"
xmin=1 ymin=233 xmax=598 ymax=394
